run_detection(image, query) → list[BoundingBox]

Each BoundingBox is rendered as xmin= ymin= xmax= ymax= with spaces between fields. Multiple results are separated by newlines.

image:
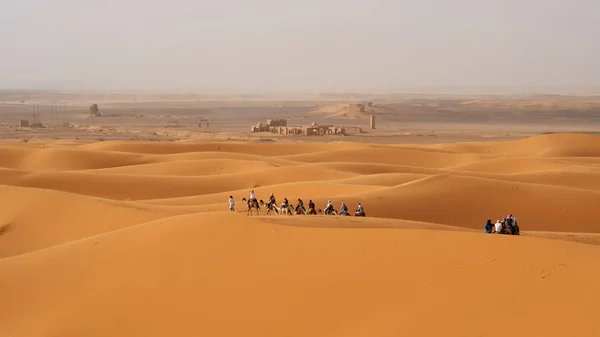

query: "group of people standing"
xmin=485 ymin=214 xmax=520 ymax=235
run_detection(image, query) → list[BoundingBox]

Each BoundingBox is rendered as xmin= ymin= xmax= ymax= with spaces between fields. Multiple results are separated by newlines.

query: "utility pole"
xmin=32 ymin=104 xmax=40 ymax=126
xmin=51 ymin=102 xmax=57 ymax=126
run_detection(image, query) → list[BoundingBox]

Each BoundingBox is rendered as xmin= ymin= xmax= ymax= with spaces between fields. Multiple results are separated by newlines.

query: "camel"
xmin=274 ymin=203 xmax=294 ymax=216
xmin=281 ymin=204 xmax=294 ymax=216
xmin=338 ymin=209 xmax=351 ymax=216
xmin=322 ymin=208 xmax=338 ymax=216
xmin=259 ymin=200 xmax=295 ymax=216
xmin=306 ymin=207 xmax=318 ymax=215
xmin=241 ymin=197 xmax=260 ymax=216
xmin=294 ymin=205 xmax=307 ymax=215
xmin=259 ymin=200 xmax=280 ymax=215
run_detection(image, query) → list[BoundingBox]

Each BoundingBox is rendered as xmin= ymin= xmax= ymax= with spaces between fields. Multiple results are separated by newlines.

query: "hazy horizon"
xmin=1 ymin=0 xmax=599 ymax=93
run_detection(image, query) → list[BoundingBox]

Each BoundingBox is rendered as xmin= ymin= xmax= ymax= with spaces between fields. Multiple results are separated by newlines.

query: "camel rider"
xmin=267 ymin=193 xmax=276 ymax=208
xmin=306 ymin=200 xmax=317 ymax=214
xmin=248 ymin=189 xmax=256 ymax=205
xmin=296 ymin=198 xmax=305 ymax=213
xmin=340 ymin=202 xmax=348 ymax=215
xmin=281 ymin=197 xmax=289 ymax=209
xmin=355 ymin=203 xmax=365 ymax=216
xmin=324 ymin=200 xmax=333 ymax=214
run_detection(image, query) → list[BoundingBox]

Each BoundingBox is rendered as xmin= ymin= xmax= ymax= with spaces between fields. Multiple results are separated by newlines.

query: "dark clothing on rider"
xmin=340 ymin=204 xmax=348 ymax=213
xmin=484 ymin=220 xmax=492 ymax=234
xmin=356 ymin=204 xmax=364 ymax=214
xmin=308 ymin=202 xmax=315 ymax=209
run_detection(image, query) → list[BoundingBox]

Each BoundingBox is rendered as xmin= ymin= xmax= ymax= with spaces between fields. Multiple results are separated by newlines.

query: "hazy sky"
xmin=1 ymin=0 xmax=598 ymax=93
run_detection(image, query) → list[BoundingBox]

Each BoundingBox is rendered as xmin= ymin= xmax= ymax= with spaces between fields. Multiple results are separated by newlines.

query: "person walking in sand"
xmin=228 ymin=196 xmax=235 ymax=211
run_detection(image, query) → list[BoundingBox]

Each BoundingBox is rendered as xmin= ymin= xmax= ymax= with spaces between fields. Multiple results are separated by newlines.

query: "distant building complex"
xmin=251 ymin=118 xmax=351 ymax=136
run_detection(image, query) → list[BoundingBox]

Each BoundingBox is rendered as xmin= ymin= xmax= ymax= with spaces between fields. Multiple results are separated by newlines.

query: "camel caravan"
xmin=231 ymin=190 xmax=366 ymax=217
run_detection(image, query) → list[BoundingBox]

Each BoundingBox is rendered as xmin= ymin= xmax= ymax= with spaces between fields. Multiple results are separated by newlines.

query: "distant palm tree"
xmin=89 ymin=104 xmax=100 ymax=117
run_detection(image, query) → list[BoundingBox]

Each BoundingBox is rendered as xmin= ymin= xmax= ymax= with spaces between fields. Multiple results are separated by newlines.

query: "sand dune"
xmin=0 ymin=166 xmax=360 ymax=200
xmin=79 ymin=140 xmax=368 ymax=155
xmin=85 ymin=159 xmax=280 ymax=176
xmin=0 ymin=146 xmax=152 ymax=171
xmin=335 ymin=172 xmax=430 ymax=187
xmin=428 ymin=133 xmax=600 ymax=157
xmin=307 ymin=174 xmax=600 ymax=232
xmin=2 ymin=213 xmax=600 ymax=337
xmin=281 ymin=147 xmax=491 ymax=168
xmin=139 ymin=181 xmax=384 ymax=206
xmin=0 ymin=185 xmax=204 ymax=258
xmin=497 ymin=171 xmax=600 ymax=191
xmin=2 ymin=133 xmax=600 ymax=336
xmin=308 ymin=103 xmax=370 ymax=119
xmin=449 ymin=156 xmax=600 ymax=174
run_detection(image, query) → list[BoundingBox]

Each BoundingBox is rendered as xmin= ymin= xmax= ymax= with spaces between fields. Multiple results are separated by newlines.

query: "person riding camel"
xmin=354 ymin=203 xmax=365 ymax=216
xmin=324 ymin=200 xmax=334 ymax=214
xmin=266 ymin=193 xmax=276 ymax=209
xmin=296 ymin=198 xmax=306 ymax=214
xmin=248 ymin=189 xmax=256 ymax=206
xmin=281 ymin=197 xmax=289 ymax=209
xmin=339 ymin=202 xmax=349 ymax=215
xmin=307 ymin=200 xmax=316 ymax=215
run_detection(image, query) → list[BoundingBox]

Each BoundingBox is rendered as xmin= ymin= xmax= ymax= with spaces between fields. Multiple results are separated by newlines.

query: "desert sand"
xmin=1 ymin=131 xmax=600 ymax=337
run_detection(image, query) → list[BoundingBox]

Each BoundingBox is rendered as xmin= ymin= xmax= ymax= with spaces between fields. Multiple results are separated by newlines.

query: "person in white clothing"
xmin=494 ymin=220 xmax=502 ymax=233
xmin=228 ymin=196 xmax=235 ymax=211
xmin=324 ymin=200 xmax=334 ymax=214
xmin=248 ymin=189 xmax=256 ymax=206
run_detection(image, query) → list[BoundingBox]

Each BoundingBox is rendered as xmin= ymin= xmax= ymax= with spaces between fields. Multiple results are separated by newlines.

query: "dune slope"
xmin=1 ymin=213 xmax=599 ymax=337
xmin=1 ymin=133 xmax=600 ymax=337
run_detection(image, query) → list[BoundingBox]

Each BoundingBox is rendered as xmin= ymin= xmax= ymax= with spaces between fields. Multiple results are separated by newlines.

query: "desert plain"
xmin=1 ymin=91 xmax=600 ymax=336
